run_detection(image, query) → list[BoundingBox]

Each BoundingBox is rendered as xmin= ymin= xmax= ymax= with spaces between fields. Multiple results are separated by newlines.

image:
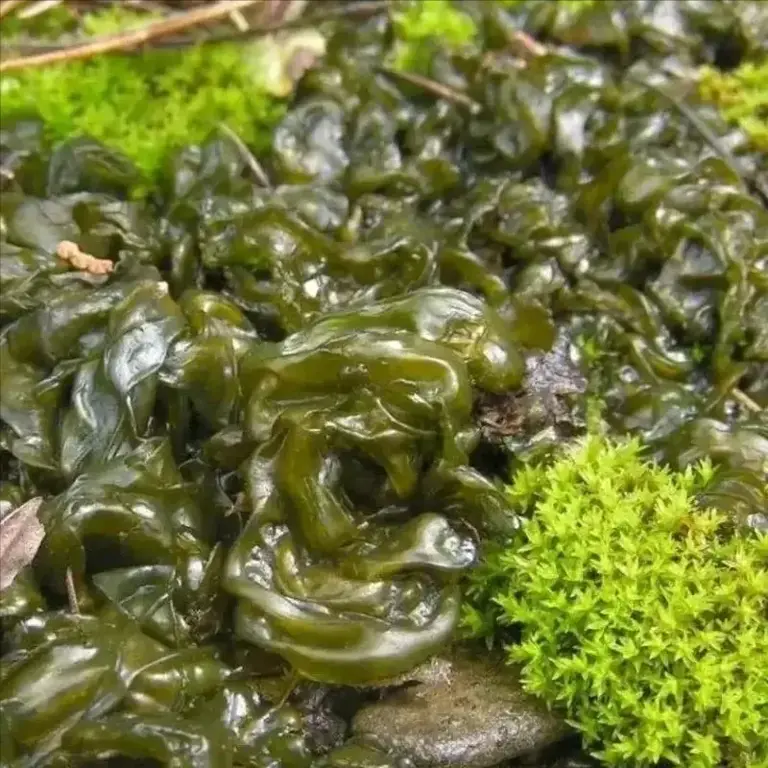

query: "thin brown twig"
xmin=228 ymin=8 xmax=249 ymax=32
xmin=378 ymin=66 xmax=482 ymax=112
xmin=632 ymin=76 xmax=745 ymax=173
xmin=65 ymin=567 xmax=80 ymax=614
xmin=488 ymin=3 xmax=547 ymax=61
xmin=508 ymin=28 xmax=546 ymax=58
xmin=2 ymin=0 xmax=389 ymax=55
xmin=0 ymin=0 xmax=258 ymax=72
xmin=218 ymin=122 xmax=272 ymax=188
xmin=123 ymin=0 xmax=175 ymax=12
xmin=733 ymin=388 xmax=763 ymax=414
xmin=0 ymin=0 xmax=26 ymax=20
xmin=17 ymin=0 xmax=60 ymax=19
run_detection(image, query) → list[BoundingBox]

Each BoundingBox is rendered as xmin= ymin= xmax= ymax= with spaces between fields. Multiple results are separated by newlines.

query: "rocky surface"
xmin=352 ymin=651 xmax=568 ymax=768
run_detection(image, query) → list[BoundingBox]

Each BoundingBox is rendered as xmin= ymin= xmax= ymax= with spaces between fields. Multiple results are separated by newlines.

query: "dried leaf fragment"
xmin=56 ymin=240 xmax=114 ymax=275
xmin=245 ymin=29 xmax=326 ymax=98
xmin=0 ymin=497 xmax=45 ymax=592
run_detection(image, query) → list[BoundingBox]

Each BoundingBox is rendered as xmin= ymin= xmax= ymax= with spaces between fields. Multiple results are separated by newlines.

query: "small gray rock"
xmin=352 ymin=651 xmax=568 ymax=768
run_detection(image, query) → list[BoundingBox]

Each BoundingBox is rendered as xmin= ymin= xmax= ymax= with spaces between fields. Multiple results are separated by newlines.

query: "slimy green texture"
xmin=1 ymin=2 xmax=768 ymax=765
xmin=225 ymin=289 xmax=524 ymax=684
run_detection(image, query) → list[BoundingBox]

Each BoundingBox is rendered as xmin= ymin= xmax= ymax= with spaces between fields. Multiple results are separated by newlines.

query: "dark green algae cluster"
xmin=1 ymin=1 xmax=768 ymax=766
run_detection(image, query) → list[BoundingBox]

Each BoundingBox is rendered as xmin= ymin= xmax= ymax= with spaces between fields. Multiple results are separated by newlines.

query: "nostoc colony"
xmin=1 ymin=1 xmax=766 ymax=766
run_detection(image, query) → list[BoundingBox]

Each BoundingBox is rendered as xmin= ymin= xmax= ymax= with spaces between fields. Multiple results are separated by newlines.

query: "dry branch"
xmin=65 ymin=567 xmax=80 ymax=613
xmin=218 ymin=122 xmax=272 ymax=188
xmin=733 ymin=388 xmax=763 ymax=414
xmin=0 ymin=0 xmax=26 ymax=20
xmin=508 ymin=28 xmax=546 ymax=58
xmin=0 ymin=0 xmax=258 ymax=72
xmin=3 ymin=0 xmax=387 ymax=55
xmin=17 ymin=0 xmax=61 ymax=19
xmin=378 ymin=66 xmax=482 ymax=112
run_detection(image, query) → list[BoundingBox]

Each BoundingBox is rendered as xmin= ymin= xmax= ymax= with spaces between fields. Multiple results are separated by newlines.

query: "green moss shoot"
xmin=698 ymin=59 xmax=768 ymax=151
xmin=391 ymin=0 xmax=478 ymax=73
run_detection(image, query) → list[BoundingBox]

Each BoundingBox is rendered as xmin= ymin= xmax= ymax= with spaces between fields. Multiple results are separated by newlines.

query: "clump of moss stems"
xmin=463 ymin=435 xmax=768 ymax=768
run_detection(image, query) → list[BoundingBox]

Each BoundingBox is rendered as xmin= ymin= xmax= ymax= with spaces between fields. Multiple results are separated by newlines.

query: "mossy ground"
xmin=1 ymin=1 xmax=765 ymax=177
xmin=463 ymin=437 xmax=768 ymax=768
xmin=390 ymin=0 xmax=478 ymax=73
xmin=0 ymin=7 xmax=286 ymax=180
xmin=698 ymin=59 xmax=768 ymax=151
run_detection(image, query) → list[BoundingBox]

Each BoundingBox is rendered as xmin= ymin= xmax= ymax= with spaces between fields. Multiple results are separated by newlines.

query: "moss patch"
xmin=390 ymin=0 xmax=478 ymax=73
xmin=698 ymin=59 xmax=768 ymax=151
xmin=463 ymin=436 xmax=768 ymax=767
xmin=0 ymin=8 xmax=286 ymax=180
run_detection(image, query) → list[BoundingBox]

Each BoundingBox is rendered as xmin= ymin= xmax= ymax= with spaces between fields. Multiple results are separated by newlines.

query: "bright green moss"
xmin=80 ymin=5 xmax=161 ymax=36
xmin=463 ymin=436 xmax=768 ymax=768
xmin=500 ymin=0 xmax=596 ymax=9
xmin=0 ymin=9 xmax=286 ymax=180
xmin=698 ymin=60 xmax=768 ymax=151
xmin=391 ymin=0 xmax=478 ymax=73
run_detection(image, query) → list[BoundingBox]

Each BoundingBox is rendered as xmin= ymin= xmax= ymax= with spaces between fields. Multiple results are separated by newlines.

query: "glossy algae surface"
xmin=1 ymin=1 xmax=768 ymax=765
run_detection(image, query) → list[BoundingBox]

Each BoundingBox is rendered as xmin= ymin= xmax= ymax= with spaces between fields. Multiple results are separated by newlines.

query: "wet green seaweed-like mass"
xmin=1 ymin=1 xmax=767 ymax=767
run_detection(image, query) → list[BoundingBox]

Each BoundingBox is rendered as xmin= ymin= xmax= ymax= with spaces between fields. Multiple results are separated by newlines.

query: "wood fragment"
xmin=378 ymin=66 xmax=482 ymax=113
xmin=507 ymin=28 xmax=546 ymax=58
xmin=488 ymin=4 xmax=547 ymax=60
xmin=261 ymin=0 xmax=305 ymax=26
xmin=229 ymin=8 xmax=249 ymax=31
xmin=0 ymin=0 xmax=258 ymax=72
xmin=2 ymin=0 xmax=386 ymax=55
xmin=733 ymin=388 xmax=763 ymax=414
xmin=56 ymin=241 xmax=114 ymax=275
xmin=17 ymin=0 xmax=59 ymax=19
xmin=218 ymin=122 xmax=272 ymax=188
xmin=123 ymin=0 xmax=174 ymax=12
xmin=65 ymin=567 xmax=80 ymax=614
xmin=0 ymin=0 xmax=26 ymax=20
